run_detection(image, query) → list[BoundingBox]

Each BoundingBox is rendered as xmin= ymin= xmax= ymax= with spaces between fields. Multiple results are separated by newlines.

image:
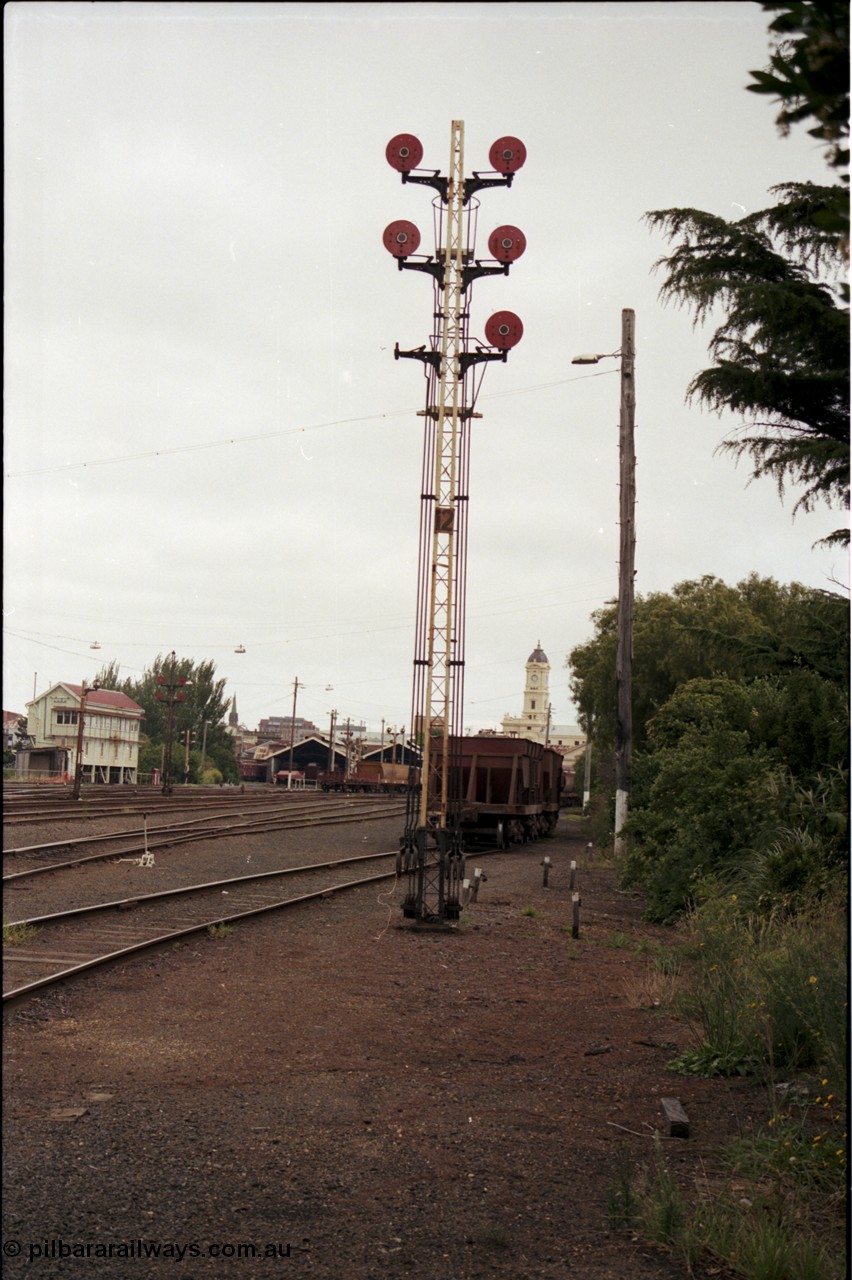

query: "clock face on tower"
xmin=530 ymin=674 xmax=538 ymax=685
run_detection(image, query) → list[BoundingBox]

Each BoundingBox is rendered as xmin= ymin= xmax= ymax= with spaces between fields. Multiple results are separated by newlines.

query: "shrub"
xmin=671 ymin=886 xmax=847 ymax=1089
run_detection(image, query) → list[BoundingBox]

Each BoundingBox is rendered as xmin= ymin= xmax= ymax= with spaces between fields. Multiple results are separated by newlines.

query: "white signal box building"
xmin=20 ymin=683 xmax=144 ymax=784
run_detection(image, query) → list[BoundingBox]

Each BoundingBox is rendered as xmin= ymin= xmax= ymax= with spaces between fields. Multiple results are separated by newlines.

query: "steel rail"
xmin=4 ymin=848 xmax=399 ymax=929
xmin=4 ymin=797 xmax=348 ymax=854
xmin=3 ymin=865 xmax=398 ymax=1005
xmin=3 ymin=801 xmax=404 ymax=882
xmin=3 ymin=843 xmax=504 ymax=1005
xmin=2 ymin=790 xmax=361 ymax=825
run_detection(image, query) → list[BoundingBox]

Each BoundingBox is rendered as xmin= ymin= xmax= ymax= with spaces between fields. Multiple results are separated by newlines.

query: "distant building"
xmin=501 ymin=643 xmax=586 ymax=769
xmin=257 ymin=715 xmax=319 ymax=741
xmin=3 ymin=710 xmax=24 ymax=751
xmin=19 ymin=683 xmax=144 ymax=783
xmin=501 ymin=642 xmax=551 ymax=741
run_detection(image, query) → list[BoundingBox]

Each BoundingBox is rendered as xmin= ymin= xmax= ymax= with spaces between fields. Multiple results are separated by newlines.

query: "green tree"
xmin=103 ymin=653 xmax=238 ymax=784
xmin=624 ymin=675 xmax=848 ymax=920
xmin=203 ymin=736 xmax=239 ymax=783
xmin=645 ymin=187 xmax=849 ymax=546
xmin=568 ymin=576 xmax=849 ymax=917
xmin=13 ymin=715 xmax=32 ymax=749
xmin=95 ymin=659 xmax=122 ymax=690
xmin=625 ymin=678 xmax=786 ymax=921
xmin=567 ymin=574 xmax=846 ymax=753
xmin=645 ymin=2 xmax=849 ymax=547
xmin=747 ymin=1 xmax=849 ymax=175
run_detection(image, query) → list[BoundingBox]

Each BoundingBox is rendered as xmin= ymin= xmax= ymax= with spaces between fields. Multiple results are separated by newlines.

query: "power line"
xmin=2 ymin=588 xmax=611 ymax=659
xmin=5 ymin=369 xmax=618 ymax=479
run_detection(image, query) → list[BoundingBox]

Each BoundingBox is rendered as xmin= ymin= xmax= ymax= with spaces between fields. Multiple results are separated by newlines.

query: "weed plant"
xmin=670 ymin=884 xmax=847 ymax=1091
xmin=604 ymin=1144 xmax=637 ymax=1231
xmin=3 ymin=920 xmax=40 ymax=946
xmin=635 ymin=1135 xmax=686 ymax=1248
xmin=606 ymin=882 xmax=847 ymax=1280
xmin=607 ymin=1128 xmax=845 ymax=1280
xmin=206 ymin=922 xmax=234 ymax=939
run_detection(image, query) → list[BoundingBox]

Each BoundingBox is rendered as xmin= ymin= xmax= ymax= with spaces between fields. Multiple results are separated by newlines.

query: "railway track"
xmin=3 ymin=848 xmax=403 ymax=1004
xmin=2 ymin=785 xmax=375 ymax=826
xmin=3 ymin=784 xmax=506 ymax=1005
xmin=3 ymin=795 xmax=406 ymax=881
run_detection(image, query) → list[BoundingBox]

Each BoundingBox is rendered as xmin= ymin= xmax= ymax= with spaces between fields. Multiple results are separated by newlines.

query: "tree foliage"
xmin=568 ymin=573 xmax=848 ymax=751
xmin=646 ymin=187 xmax=849 ymax=545
xmin=625 ymin=674 xmax=848 ymax=922
xmin=626 ymin=679 xmax=785 ymax=922
xmin=97 ymin=653 xmax=238 ymax=783
xmin=568 ymin=576 xmax=849 ymax=920
xmin=646 ymin=2 xmax=850 ymax=548
xmin=747 ymin=1 xmax=850 ymax=174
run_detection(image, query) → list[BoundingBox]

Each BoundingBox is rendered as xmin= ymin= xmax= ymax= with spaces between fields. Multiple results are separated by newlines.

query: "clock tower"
xmin=520 ymin=641 xmax=550 ymax=734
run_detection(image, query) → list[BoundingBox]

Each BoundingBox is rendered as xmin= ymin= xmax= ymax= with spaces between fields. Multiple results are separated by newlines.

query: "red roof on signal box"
xmin=60 ymin=685 xmax=144 ymax=714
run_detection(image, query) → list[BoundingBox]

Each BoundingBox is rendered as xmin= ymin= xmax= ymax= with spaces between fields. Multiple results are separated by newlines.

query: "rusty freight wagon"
xmin=319 ymin=761 xmax=413 ymax=793
xmin=427 ymin=735 xmax=562 ymax=846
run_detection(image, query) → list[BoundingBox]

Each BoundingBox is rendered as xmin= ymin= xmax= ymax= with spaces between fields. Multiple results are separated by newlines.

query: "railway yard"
xmin=3 ymin=785 xmax=759 ymax=1279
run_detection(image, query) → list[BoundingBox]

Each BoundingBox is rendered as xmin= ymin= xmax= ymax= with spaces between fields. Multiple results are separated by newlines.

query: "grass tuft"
xmin=3 ymin=920 xmax=41 ymax=947
xmin=207 ymin=922 xmax=235 ymax=939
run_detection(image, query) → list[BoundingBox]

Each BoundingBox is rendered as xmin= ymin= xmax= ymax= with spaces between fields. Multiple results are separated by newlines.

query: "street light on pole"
xmin=572 ymin=307 xmax=636 ymax=860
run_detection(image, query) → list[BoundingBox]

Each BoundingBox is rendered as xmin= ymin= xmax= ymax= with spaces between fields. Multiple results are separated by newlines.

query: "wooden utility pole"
xmin=614 ymin=308 xmax=636 ymax=859
xmin=327 ymin=709 xmax=337 ymax=772
xmin=72 ymin=679 xmax=100 ymax=800
xmin=200 ymin=719 xmax=210 ymax=779
xmin=288 ymin=676 xmax=303 ymax=787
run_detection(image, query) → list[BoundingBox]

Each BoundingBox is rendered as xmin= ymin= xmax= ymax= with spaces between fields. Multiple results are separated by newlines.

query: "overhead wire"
xmin=4 ymin=368 xmax=619 ymax=479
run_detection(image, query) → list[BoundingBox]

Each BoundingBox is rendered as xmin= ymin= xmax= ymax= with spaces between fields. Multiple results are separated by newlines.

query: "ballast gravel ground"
xmin=3 ymin=812 xmax=759 ymax=1279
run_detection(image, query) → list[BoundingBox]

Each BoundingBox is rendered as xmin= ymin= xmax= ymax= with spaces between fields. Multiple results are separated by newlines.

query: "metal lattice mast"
xmin=421 ymin=120 xmax=465 ymax=830
xmin=384 ymin=122 xmax=526 ymax=924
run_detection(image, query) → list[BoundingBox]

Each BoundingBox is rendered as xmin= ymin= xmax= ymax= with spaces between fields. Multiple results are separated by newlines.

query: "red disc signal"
xmin=386 ymin=133 xmax=424 ymax=172
xmin=485 ymin=311 xmax=524 ymax=349
xmin=383 ymin=220 xmax=421 ymax=258
xmin=489 ymin=136 xmax=526 ymax=174
xmin=488 ymin=225 xmax=527 ymax=263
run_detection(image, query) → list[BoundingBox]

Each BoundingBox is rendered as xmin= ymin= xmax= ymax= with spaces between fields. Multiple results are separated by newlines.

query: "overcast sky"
xmin=4 ymin=1 xmax=848 ymax=738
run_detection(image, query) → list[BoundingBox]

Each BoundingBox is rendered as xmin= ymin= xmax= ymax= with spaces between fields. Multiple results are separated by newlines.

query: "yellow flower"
xmin=808 ymin=975 xmax=818 ymax=984
xmin=731 ymin=894 xmax=738 ymax=902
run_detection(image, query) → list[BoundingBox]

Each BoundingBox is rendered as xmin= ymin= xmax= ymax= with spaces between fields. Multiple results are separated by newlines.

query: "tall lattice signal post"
xmin=383 ymin=120 xmax=526 ymax=925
